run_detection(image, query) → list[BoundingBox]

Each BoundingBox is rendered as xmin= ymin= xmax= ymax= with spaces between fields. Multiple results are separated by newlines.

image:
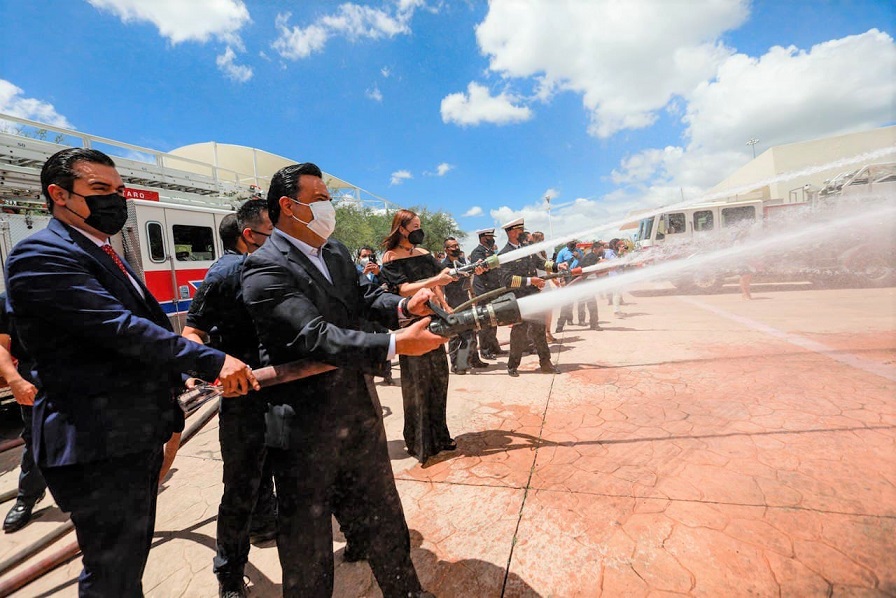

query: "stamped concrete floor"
xmin=2 ymin=286 xmax=894 ymax=597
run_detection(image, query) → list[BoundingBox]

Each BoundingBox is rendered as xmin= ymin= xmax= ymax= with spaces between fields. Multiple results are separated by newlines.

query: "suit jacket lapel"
xmin=275 ymin=235 xmax=350 ymax=309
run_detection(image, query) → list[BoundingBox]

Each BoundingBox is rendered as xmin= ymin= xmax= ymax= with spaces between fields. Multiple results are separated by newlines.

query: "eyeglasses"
xmin=249 ymin=230 xmax=271 ymax=237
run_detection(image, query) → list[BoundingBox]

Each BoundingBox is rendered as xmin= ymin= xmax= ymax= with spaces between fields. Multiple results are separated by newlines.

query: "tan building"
xmin=708 ymin=126 xmax=896 ymax=204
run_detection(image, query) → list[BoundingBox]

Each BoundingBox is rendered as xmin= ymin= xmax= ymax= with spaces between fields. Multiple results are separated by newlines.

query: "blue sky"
xmin=1 ymin=0 xmax=894 ymax=244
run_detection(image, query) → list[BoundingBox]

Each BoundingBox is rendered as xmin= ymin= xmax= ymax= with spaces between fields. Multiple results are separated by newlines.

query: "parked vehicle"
xmin=632 ymin=163 xmax=896 ymax=292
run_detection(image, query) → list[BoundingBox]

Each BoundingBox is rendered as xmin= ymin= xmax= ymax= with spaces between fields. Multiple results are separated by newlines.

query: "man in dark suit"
xmin=241 ymin=162 xmax=442 ymax=598
xmin=469 ymin=227 xmax=504 ymax=359
xmin=497 ymin=218 xmax=564 ymax=377
xmin=5 ymin=148 xmax=258 ymax=597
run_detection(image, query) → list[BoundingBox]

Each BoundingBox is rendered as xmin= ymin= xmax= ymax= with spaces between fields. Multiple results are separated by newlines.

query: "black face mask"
xmin=447 ymin=249 xmax=460 ymax=257
xmin=407 ymin=229 xmax=425 ymax=245
xmin=65 ymin=191 xmax=128 ymax=236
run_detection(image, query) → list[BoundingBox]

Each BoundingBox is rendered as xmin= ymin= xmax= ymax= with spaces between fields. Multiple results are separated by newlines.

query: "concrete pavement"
xmin=2 ymin=285 xmax=894 ymax=596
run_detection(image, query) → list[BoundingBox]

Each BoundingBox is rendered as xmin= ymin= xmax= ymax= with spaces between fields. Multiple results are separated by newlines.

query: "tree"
xmin=331 ymin=203 xmax=465 ymax=259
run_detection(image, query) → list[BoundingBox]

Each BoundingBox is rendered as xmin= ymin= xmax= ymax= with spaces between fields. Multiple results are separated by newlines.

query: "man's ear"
xmin=47 ymin=184 xmax=69 ymax=207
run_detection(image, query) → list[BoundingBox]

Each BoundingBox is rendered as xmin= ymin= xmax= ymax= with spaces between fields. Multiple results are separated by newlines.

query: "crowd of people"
xmin=1 ymin=147 xmax=628 ymax=598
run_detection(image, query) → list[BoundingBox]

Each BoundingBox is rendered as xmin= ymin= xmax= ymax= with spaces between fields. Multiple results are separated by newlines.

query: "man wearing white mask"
xmin=241 ymin=163 xmax=441 ymax=598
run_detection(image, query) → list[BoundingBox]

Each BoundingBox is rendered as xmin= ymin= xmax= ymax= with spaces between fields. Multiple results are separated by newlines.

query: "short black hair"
xmin=41 ymin=148 xmax=116 ymax=213
xmin=357 ymin=245 xmax=376 ymax=257
xmin=219 ymin=213 xmax=241 ymax=252
xmin=266 ymin=162 xmax=324 ymax=225
xmin=236 ymin=198 xmax=268 ymax=231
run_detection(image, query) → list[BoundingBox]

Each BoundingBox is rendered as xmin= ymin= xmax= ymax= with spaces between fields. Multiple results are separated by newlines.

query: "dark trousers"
xmin=271 ymin=413 xmax=421 ymax=598
xmin=448 ymin=330 xmax=477 ymax=371
xmin=579 ymin=298 xmax=599 ymax=325
xmin=17 ymin=405 xmax=47 ymax=503
xmin=477 ymin=325 xmax=500 ymax=354
xmin=508 ymin=320 xmax=552 ymax=370
xmin=213 ymin=395 xmax=277 ymax=582
xmin=43 ymin=448 xmax=163 ymax=598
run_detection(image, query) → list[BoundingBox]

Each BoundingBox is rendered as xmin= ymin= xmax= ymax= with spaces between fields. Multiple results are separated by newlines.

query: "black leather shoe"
xmin=591 ymin=324 xmax=603 ymax=331
xmin=249 ymin=524 xmax=277 ymax=545
xmin=554 ymin=326 xmax=563 ymax=333
xmin=494 ymin=348 xmax=508 ymax=355
xmin=540 ymin=363 xmax=560 ymax=374
xmin=343 ymin=543 xmax=368 ymax=562
xmin=507 ymin=368 xmax=519 ymax=377
xmin=480 ymin=351 xmax=496 ymax=360
xmin=3 ymin=491 xmax=44 ymax=533
xmin=470 ymin=360 xmax=489 ymax=368
xmin=452 ymin=367 xmax=468 ymax=375
xmin=441 ymin=438 xmax=458 ymax=451
xmin=218 ymin=578 xmax=248 ymax=598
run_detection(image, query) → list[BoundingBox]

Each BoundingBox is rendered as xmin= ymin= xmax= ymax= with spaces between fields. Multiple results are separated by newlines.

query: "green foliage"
xmin=332 ymin=203 xmax=465 ymax=258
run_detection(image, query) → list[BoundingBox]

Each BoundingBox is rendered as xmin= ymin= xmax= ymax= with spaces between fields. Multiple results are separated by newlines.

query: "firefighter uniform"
xmin=497 ymin=219 xmax=561 ymax=376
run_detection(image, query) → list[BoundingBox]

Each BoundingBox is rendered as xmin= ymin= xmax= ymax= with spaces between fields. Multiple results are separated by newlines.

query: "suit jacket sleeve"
xmin=241 ymin=246 xmax=399 ymax=369
xmin=6 ymin=236 xmax=224 ymax=380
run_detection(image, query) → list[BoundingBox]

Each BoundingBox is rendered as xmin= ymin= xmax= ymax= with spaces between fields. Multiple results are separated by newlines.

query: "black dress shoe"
xmin=452 ymin=367 xmax=468 ymax=375
xmin=507 ymin=368 xmax=519 ymax=377
xmin=494 ymin=348 xmax=508 ymax=355
xmin=480 ymin=351 xmax=496 ymax=360
xmin=540 ymin=363 xmax=560 ymax=374
xmin=591 ymin=324 xmax=603 ymax=331
xmin=470 ymin=360 xmax=489 ymax=368
xmin=343 ymin=543 xmax=369 ymax=562
xmin=554 ymin=326 xmax=564 ymax=333
xmin=441 ymin=438 xmax=458 ymax=451
xmin=3 ymin=491 xmax=44 ymax=533
xmin=218 ymin=577 xmax=248 ymax=598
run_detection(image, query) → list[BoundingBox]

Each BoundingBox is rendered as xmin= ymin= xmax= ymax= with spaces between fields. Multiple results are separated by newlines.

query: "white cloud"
xmin=216 ymin=46 xmax=253 ymax=82
xmin=436 ymin=162 xmax=454 ymax=176
xmin=273 ymin=3 xmax=419 ymax=60
xmin=463 ymin=206 xmax=483 ymax=217
xmin=612 ymin=29 xmax=896 ymax=196
xmin=366 ymin=85 xmax=383 ymax=102
xmin=685 ymin=29 xmax=896 ymax=153
xmin=0 ymin=80 xmax=73 ymax=128
xmin=390 ymin=170 xmax=412 ymax=185
xmin=474 ymin=0 xmax=748 ymax=138
xmin=381 ymin=66 xmax=392 ymax=78
xmin=440 ymin=82 xmax=532 ymax=126
xmin=87 ymin=0 xmax=250 ymax=45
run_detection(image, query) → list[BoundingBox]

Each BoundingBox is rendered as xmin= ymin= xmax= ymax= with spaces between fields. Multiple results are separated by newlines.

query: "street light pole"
xmin=746 ymin=137 xmax=759 ymax=159
xmin=545 ymin=195 xmax=554 ymax=239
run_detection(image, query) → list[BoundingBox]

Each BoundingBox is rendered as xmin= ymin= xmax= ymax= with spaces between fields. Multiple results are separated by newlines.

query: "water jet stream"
xmin=516 ymin=200 xmax=896 ymax=320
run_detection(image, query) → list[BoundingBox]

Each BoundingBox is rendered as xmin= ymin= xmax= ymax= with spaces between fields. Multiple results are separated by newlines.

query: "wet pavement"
xmin=2 ymin=285 xmax=894 ymax=597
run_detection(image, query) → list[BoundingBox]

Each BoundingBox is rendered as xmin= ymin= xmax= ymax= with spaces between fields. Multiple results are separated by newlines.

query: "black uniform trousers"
xmin=270 ymin=407 xmax=421 ymax=598
xmin=213 ymin=393 xmax=277 ymax=582
xmin=477 ymin=325 xmax=501 ymax=354
xmin=508 ymin=320 xmax=552 ymax=370
xmin=42 ymin=448 xmax=163 ymax=598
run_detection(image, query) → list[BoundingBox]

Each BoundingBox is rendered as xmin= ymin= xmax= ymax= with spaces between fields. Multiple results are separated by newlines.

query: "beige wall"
xmin=709 ymin=126 xmax=896 ymax=204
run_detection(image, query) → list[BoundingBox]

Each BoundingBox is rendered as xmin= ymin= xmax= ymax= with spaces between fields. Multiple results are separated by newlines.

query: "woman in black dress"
xmin=380 ymin=209 xmax=457 ymax=462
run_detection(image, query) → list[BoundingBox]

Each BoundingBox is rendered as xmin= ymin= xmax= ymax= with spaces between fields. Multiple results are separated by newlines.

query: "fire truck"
xmin=631 ymin=162 xmax=896 ymax=292
xmin=0 ymin=113 xmax=375 ymax=408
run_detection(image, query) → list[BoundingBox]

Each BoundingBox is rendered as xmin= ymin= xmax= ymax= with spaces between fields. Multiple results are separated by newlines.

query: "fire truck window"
xmin=694 ymin=211 xmax=714 ymax=231
xmin=721 ymin=206 xmax=756 ymax=227
xmin=146 ymin=221 xmax=166 ymax=262
xmin=667 ymin=213 xmax=685 ymax=234
xmin=172 ymin=224 xmax=216 ymax=262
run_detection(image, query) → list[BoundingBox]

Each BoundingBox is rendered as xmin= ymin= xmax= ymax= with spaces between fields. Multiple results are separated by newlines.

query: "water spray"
xmin=515 ymin=200 xmax=896 ymax=320
xmin=496 ymin=148 xmax=896 ymax=269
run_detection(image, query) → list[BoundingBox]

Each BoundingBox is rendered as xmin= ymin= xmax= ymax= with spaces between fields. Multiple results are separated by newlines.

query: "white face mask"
xmin=290 ymin=199 xmax=337 ymax=240
xmin=359 ymin=256 xmax=370 ymax=267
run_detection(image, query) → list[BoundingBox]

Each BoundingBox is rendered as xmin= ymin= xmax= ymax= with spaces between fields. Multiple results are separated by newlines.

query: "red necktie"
xmin=101 ymin=244 xmax=129 ymax=276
